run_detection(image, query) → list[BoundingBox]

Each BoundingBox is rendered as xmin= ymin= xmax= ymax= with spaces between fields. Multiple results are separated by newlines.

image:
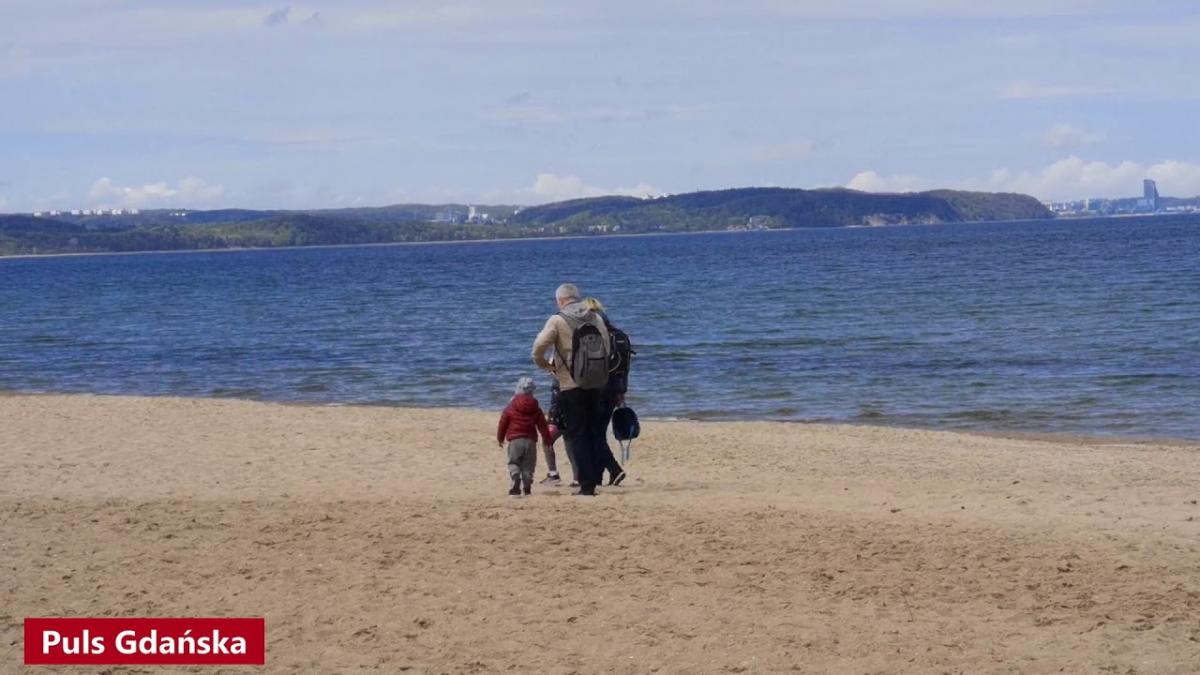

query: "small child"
xmin=497 ymin=376 xmax=553 ymax=497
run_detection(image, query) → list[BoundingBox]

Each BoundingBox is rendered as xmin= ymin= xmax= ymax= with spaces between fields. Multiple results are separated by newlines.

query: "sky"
xmin=2 ymin=0 xmax=1199 ymax=212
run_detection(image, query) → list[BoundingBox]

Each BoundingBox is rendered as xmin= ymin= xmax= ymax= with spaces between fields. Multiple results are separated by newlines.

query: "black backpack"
xmin=558 ymin=312 xmax=610 ymax=390
xmin=606 ymin=324 xmax=635 ymax=394
xmin=612 ymin=405 xmax=640 ymax=441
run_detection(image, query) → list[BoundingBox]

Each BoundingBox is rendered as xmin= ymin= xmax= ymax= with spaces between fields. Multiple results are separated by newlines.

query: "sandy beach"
xmin=2 ymin=394 xmax=1198 ymax=674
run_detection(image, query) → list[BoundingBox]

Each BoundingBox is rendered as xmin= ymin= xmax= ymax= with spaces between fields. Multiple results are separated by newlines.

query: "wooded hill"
xmin=0 ymin=187 xmax=1052 ymax=256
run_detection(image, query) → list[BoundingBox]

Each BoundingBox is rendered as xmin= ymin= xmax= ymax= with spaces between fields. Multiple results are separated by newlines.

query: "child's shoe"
xmin=540 ymin=473 xmax=562 ymax=486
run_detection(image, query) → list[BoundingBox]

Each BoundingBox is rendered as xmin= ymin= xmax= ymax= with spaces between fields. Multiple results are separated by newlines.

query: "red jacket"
xmin=498 ymin=393 xmax=552 ymax=445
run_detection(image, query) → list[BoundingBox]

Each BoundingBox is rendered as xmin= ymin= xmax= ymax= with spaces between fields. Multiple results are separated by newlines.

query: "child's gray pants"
xmin=507 ymin=438 xmax=537 ymax=485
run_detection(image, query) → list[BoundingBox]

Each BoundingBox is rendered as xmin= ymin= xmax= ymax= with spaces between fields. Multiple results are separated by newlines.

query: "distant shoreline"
xmin=0 ymin=226 xmax=758 ymax=261
xmin=3 ymin=211 xmax=1194 ymax=262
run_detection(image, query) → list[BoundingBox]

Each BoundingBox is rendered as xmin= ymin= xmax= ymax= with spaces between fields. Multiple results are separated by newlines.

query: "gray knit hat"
xmin=515 ymin=376 xmax=536 ymax=395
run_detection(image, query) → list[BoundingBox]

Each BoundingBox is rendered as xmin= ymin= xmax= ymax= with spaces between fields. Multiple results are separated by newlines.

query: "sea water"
xmin=1 ymin=215 xmax=1197 ymax=438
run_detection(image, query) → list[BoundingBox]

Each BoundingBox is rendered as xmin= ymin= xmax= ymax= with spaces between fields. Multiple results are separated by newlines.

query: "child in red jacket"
xmin=497 ymin=376 xmax=553 ymax=497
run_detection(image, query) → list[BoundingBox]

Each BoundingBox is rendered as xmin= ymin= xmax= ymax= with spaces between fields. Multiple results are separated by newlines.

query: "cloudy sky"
xmin=2 ymin=0 xmax=1199 ymax=211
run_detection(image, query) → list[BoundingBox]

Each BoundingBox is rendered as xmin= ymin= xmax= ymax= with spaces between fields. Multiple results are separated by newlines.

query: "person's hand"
xmin=497 ymin=440 xmax=503 ymax=448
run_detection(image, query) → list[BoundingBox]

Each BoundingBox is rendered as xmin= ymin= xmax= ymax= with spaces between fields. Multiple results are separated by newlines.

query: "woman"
xmin=584 ymin=297 xmax=627 ymax=486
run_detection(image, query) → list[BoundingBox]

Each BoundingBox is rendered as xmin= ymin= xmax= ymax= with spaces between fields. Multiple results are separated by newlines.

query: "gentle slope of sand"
xmin=2 ymin=394 xmax=1198 ymax=673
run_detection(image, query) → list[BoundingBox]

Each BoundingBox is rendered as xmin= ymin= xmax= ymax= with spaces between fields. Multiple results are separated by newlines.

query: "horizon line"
xmin=6 ymin=183 xmax=1189 ymax=216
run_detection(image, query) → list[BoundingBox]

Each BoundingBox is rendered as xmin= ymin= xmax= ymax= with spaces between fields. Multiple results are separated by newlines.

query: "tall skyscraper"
xmin=1143 ymin=179 xmax=1159 ymax=210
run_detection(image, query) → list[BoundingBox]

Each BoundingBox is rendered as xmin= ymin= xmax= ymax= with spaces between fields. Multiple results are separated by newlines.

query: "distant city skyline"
xmin=3 ymin=0 xmax=1200 ymax=212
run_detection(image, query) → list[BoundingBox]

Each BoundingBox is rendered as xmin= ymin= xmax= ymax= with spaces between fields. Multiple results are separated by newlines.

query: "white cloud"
xmin=977 ymin=156 xmax=1200 ymax=200
xmin=847 ymin=156 xmax=1200 ymax=201
xmin=846 ymin=170 xmax=928 ymax=193
xmin=1146 ymin=160 xmax=1200 ymax=197
xmin=1043 ymin=123 xmax=1105 ymax=148
xmin=88 ymin=176 xmax=226 ymax=208
xmin=530 ymin=173 xmax=659 ymax=202
xmin=262 ymin=6 xmax=322 ymax=28
xmin=999 ymin=82 xmax=1116 ymax=100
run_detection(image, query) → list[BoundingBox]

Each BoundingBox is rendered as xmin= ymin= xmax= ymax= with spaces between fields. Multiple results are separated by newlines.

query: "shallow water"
xmin=1 ymin=215 xmax=1198 ymax=438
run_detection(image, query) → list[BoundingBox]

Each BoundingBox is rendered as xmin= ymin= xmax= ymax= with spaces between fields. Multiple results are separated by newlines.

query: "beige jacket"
xmin=531 ymin=302 xmax=610 ymax=392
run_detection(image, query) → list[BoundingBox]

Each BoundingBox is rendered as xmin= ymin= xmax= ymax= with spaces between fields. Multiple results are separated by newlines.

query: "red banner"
xmin=24 ymin=617 xmax=265 ymax=665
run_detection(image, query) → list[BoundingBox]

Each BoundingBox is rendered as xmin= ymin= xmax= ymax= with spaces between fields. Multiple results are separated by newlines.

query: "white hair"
xmin=555 ymin=283 xmax=580 ymax=302
xmin=515 ymin=376 xmax=536 ymax=394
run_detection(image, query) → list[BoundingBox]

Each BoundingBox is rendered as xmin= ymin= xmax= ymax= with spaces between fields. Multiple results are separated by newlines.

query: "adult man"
xmin=531 ymin=283 xmax=610 ymax=496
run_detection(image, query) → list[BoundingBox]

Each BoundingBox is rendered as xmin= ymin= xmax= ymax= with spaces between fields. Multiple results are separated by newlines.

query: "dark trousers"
xmin=559 ymin=387 xmax=607 ymax=492
xmin=598 ymin=391 xmax=623 ymax=479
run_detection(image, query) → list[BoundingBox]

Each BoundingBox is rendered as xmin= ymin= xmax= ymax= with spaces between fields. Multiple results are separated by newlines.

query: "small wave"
xmin=209 ymin=387 xmax=264 ymax=399
xmin=26 ymin=334 xmax=70 ymax=345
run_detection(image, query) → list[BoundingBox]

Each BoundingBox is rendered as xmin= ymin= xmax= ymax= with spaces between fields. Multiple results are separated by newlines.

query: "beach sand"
xmin=2 ymin=394 xmax=1198 ymax=674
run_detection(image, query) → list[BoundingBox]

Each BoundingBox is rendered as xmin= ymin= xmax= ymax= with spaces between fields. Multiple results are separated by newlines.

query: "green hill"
xmin=511 ymin=187 xmax=1052 ymax=233
xmin=0 ymin=187 xmax=1052 ymax=256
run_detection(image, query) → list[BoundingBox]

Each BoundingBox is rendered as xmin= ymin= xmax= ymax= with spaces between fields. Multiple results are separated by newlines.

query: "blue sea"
xmin=2 ymin=215 xmax=1198 ymax=439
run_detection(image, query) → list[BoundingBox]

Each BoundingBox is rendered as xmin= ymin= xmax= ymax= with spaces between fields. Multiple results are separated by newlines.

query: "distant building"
xmin=129 ymin=208 xmax=139 ymax=215
xmin=1142 ymin=179 xmax=1159 ymax=211
xmin=70 ymin=209 xmax=81 ymax=215
xmin=33 ymin=211 xmax=43 ymax=217
xmin=463 ymin=205 xmax=493 ymax=224
xmin=431 ymin=209 xmax=462 ymax=224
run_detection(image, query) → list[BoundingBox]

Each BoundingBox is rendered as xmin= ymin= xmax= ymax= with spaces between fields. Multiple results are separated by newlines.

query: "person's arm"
xmin=536 ymin=409 xmax=552 ymax=447
xmin=531 ymin=317 xmax=559 ymax=372
xmin=497 ymin=409 xmax=510 ymax=446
